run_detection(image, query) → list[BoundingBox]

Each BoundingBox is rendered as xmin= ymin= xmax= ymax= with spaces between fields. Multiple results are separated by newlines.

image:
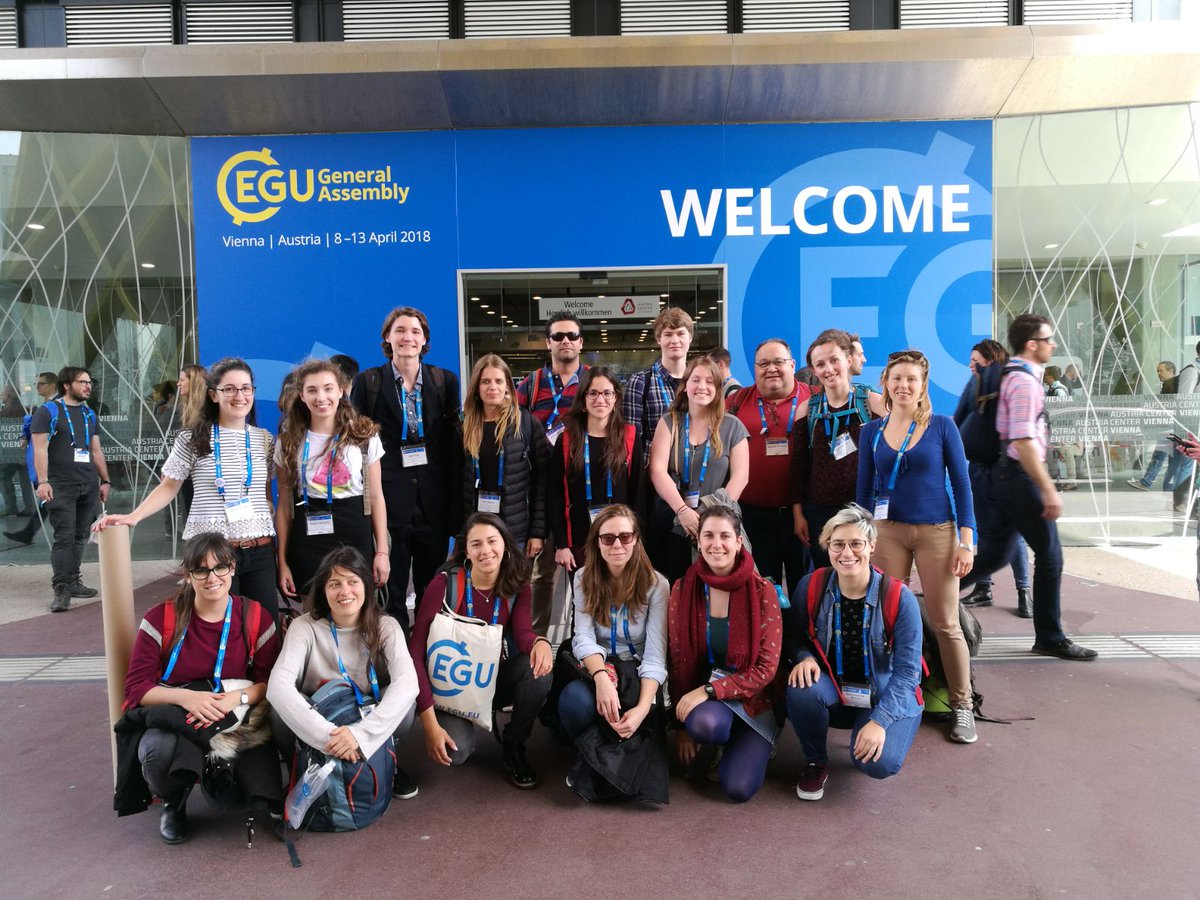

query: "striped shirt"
xmin=622 ymin=359 xmax=681 ymax=461
xmin=163 ymin=426 xmax=276 ymax=540
xmin=516 ymin=365 xmax=586 ymax=427
xmin=997 ymin=360 xmax=1048 ymax=461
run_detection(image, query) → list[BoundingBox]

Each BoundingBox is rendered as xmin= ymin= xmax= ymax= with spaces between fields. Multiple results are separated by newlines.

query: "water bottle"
xmin=284 ymin=757 xmax=336 ymax=824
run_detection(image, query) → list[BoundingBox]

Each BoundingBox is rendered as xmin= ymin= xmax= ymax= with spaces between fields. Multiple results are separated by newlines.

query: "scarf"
xmin=679 ymin=549 xmax=761 ymax=674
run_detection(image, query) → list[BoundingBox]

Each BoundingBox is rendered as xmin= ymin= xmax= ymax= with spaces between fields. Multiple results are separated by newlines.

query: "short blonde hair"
xmin=818 ymin=503 xmax=877 ymax=549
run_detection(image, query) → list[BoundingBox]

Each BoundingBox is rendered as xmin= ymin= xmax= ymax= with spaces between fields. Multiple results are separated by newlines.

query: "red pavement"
xmin=1 ymin=571 xmax=1198 ymax=899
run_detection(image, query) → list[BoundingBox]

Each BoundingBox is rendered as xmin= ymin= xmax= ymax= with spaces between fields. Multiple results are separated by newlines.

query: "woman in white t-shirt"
xmin=275 ymin=360 xmax=389 ymax=602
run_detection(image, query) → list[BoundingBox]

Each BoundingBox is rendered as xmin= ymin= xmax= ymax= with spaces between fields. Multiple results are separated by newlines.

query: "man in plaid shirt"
xmin=622 ymin=307 xmax=694 ymax=463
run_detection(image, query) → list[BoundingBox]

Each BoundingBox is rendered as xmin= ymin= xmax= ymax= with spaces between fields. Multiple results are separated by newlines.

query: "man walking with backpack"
xmin=960 ymin=315 xmax=1097 ymax=660
xmin=4 ymin=372 xmax=59 ymax=547
xmin=32 ymin=366 xmax=111 ymax=612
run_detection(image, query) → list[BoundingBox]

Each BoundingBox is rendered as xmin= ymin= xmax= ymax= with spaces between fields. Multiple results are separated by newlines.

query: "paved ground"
xmin=1 ymin=559 xmax=1198 ymax=899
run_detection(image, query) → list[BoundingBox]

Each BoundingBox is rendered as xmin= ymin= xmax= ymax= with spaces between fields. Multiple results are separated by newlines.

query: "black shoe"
xmin=1016 ymin=588 xmax=1033 ymax=619
xmin=50 ymin=584 xmax=70 ymax=613
xmin=392 ymin=766 xmax=419 ymax=800
xmin=502 ymin=742 xmax=538 ymax=790
xmin=961 ymin=584 xmax=993 ymax=608
xmin=69 ymin=580 xmax=98 ymax=599
xmin=159 ymin=791 xmax=191 ymax=844
xmin=1032 ymin=639 xmax=1098 ymax=661
xmin=3 ymin=530 xmax=32 ymax=546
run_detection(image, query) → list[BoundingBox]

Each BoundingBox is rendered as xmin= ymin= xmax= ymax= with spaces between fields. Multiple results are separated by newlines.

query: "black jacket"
xmin=456 ymin=408 xmax=550 ymax=544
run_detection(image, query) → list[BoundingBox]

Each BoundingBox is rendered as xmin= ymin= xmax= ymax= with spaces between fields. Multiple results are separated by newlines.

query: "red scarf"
xmin=679 ymin=549 xmax=761 ymax=674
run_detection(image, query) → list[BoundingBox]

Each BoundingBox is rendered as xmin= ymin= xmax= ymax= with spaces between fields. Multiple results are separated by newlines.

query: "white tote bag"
xmin=425 ymin=582 xmax=505 ymax=731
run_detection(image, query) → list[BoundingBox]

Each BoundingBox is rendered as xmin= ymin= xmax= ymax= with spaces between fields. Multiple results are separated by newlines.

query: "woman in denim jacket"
xmin=781 ymin=503 xmax=923 ymax=801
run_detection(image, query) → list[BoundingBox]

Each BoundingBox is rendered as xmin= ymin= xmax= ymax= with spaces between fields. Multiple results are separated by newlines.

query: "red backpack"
xmin=158 ymin=597 xmax=267 ymax=671
xmin=559 ymin=425 xmax=636 ymax=548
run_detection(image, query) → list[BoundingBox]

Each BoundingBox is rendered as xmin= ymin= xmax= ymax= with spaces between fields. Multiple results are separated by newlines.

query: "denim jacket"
xmin=783 ymin=568 xmax=924 ymax=728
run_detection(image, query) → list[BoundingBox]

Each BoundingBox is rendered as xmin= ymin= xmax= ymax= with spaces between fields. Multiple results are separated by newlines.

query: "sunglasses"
xmin=549 ymin=331 xmax=581 ymax=343
xmin=189 ymin=564 xmax=232 ymax=580
xmin=887 ymin=349 xmax=927 ymax=363
xmin=598 ymin=531 xmax=637 ymax=547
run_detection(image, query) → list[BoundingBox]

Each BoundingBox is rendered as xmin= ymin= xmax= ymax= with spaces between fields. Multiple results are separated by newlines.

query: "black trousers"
xmin=741 ymin=503 xmax=811 ymax=596
xmin=386 ymin=522 xmax=447 ymax=634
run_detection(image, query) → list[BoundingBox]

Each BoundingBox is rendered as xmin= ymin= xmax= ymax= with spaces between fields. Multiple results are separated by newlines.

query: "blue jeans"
xmin=786 ymin=679 xmax=919 ymax=779
xmin=558 ymin=679 xmax=599 ymax=739
xmin=976 ymin=533 xmax=1030 ymax=589
xmin=962 ymin=462 xmax=1065 ymax=645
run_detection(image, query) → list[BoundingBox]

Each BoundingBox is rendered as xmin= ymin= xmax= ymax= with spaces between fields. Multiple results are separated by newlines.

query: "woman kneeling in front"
xmin=783 ymin=504 xmax=924 ymax=800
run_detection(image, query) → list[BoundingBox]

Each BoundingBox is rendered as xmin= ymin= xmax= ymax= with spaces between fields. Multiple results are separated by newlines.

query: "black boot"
xmin=159 ymin=788 xmax=191 ymax=844
xmin=961 ymin=583 xmax=993 ymax=608
xmin=502 ymin=742 xmax=538 ymax=790
xmin=1016 ymin=588 xmax=1033 ymax=619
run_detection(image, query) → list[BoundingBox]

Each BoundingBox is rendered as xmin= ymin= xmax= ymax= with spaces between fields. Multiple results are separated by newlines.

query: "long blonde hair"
xmin=666 ymin=357 xmax=725 ymax=467
xmin=880 ymin=350 xmax=932 ymax=427
xmin=462 ymin=354 xmax=520 ymax=458
xmin=178 ymin=364 xmax=208 ymax=431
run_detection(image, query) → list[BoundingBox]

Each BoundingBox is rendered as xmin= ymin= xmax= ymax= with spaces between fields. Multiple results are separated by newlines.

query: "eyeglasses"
xmin=549 ymin=331 xmax=581 ymax=343
xmin=887 ymin=350 xmax=926 ymax=363
xmin=598 ymin=531 xmax=637 ymax=547
xmin=1031 ymin=335 xmax=1057 ymax=344
xmin=586 ymin=389 xmax=615 ymax=400
xmin=189 ymin=564 xmax=232 ymax=580
xmin=755 ymin=358 xmax=793 ymax=370
xmin=828 ymin=539 xmax=868 ymax=553
xmin=215 ymin=385 xmax=256 ymax=396
xmin=73 ymin=379 xmax=93 ymax=386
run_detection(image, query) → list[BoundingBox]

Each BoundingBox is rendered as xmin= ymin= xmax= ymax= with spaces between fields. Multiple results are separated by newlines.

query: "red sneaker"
xmin=795 ymin=761 xmax=828 ymax=801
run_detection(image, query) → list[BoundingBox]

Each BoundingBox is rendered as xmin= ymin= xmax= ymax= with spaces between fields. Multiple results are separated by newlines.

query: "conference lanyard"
xmin=57 ymin=400 xmax=90 ymax=447
xmin=212 ymin=424 xmax=252 ymax=501
xmin=610 ymin=606 xmax=638 ymax=658
xmin=473 ymin=448 xmax=505 ymax=493
xmin=702 ymin=584 xmax=734 ymax=672
xmin=817 ymin=394 xmax=859 ymax=453
xmin=832 ymin=585 xmax=873 ymax=685
xmin=653 ymin=368 xmax=674 ymax=408
xmin=162 ymin=597 xmax=233 ymax=692
xmin=871 ymin=417 xmax=917 ymax=494
xmin=545 ymin=368 xmax=578 ymax=428
xmin=328 ymin=622 xmax=381 ymax=706
xmin=583 ymin=435 xmax=612 ymax=507
xmin=756 ymin=394 xmax=799 ymax=436
xmin=299 ymin=434 xmax=339 ymax=506
xmin=463 ymin=570 xmax=502 ymax=624
xmin=399 ymin=384 xmax=425 ymax=443
xmin=681 ymin=414 xmax=711 ymax=490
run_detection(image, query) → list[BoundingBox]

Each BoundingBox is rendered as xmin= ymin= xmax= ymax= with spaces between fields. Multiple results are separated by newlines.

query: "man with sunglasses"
xmin=516 ymin=312 xmax=588 ymax=635
xmin=960 ymin=315 xmax=1097 ymax=660
xmin=30 ymin=366 xmax=111 ymax=612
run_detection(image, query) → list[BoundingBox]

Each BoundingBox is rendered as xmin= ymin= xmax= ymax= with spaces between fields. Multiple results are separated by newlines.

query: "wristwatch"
xmin=239 ymin=691 xmax=250 ymax=706
xmin=958 ymin=542 xmax=974 ymax=553
xmin=703 ymin=683 xmax=716 ymax=700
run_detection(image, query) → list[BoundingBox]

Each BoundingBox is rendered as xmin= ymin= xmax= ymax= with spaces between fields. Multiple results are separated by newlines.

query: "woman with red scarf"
xmin=668 ymin=504 xmax=784 ymax=802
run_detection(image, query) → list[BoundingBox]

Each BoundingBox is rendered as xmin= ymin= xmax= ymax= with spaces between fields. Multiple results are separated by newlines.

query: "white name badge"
xmin=224 ymin=497 xmax=254 ymax=523
xmin=873 ymin=498 xmax=889 ymax=521
xmin=588 ymin=506 xmax=605 ymax=523
xmin=401 ymin=444 xmax=428 ymax=467
xmin=684 ymin=490 xmax=701 ymax=509
xmin=73 ymin=448 xmax=91 ymax=463
xmin=765 ymin=437 xmax=789 ymax=457
xmin=546 ymin=424 xmax=565 ymax=446
xmin=307 ymin=513 xmax=334 ymax=535
xmin=709 ymin=667 xmax=731 ymax=684
xmin=832 ymin=433 xmax=856 ymax=460
xmin=842 ymin=684 xmax=872 ymax=709
xmin=478 ymin=492 xmax=501 ymax=514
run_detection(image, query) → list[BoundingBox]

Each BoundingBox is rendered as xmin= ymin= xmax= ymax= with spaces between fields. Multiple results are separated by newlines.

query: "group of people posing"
xmin=81 ymin=304 xmax=1099 ymax=844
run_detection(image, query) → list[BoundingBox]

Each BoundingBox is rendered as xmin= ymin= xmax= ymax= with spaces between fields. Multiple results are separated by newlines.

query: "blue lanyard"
xmin=328 ymin=622 xmax=381 ymax=705
xmin=583 ymin=435 xmax=612 ymax=506
xmin=757 ymin=394 xmax=799 ymax=436
xmin=463 ymin=570 xmax=502 ymax=624
xmin=653 ymin=367 xmax=674 ymax=408
xmin=832 ymin=584 xmax=873 ymax=684
xmin=162 ymin=598 xmax=233 ymax=692
xmin=545 ymin=367 xmax=577 ymax=428
xmin=300 ymin=434 xmax=339 ymax=505
xmin=399 ymin=383 xmax=425 ymax=442
xmin=212 ymin=424 xmax=252 ymax=501
xmin=473 ymin=447 xmax=504 ymax=493
xmin=609 ymin=606 xmax=638 ymax=658
xmin=57 ymin=400 xmax=90 ymax=448
xmin=871 ymin=417 xmax=917 ymax=494
xmin=681 ymin=413 xmax=711 ymax=490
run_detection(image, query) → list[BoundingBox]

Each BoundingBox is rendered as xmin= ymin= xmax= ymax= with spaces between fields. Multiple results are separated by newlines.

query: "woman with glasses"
xmin=558 ymin=505 xmax=669 ymax=800
xmin=668 ymin=504 xmax=782 ymax=803
xmin=856 ymin=349 xmax=977 ymax=744
xmin=549 ymin=367 xmax=640 ymax=572
xmin=96 ymin=358 xmax=281 ymax=619
xmin=782 ymin=505 xmax=923 ymax=800
xmin=649 ymin=358 xmax=749 ymax=584
xmin=117 ymin=533 xmax=282 ymax=843
xmin=274 ymin=360 xmax=389 ymax=602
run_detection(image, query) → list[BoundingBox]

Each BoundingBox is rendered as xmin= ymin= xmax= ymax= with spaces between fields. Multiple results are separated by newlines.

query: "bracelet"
xmin=100 ymin=479 xmax=111 ymax=486
xmin=374 ymin=551 xmax=389 ymax=557
xmin=591 ymin=670 xmax=607 ymax=681
xmin=958 ymin=542 xmax=974 ymax=552
xmin=533 ymin=636 xmax=550 ymax=646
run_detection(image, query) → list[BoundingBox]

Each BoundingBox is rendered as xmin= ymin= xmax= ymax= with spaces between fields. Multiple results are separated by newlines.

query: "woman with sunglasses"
xmin=668 ymin=504 xmax=783 ymax=803
xmin=97 ymin=359 xmax=280 ymax=619
xmin=856 ymin=349 xmax=977 ymax=744
xmin=274 ymin=360 xmax=389 ymax=602
xmin=558 ymin=505 xmax=669 ymax=798
xmin=118 ymin=533 xmax=282 ymax=843
xmin=649 ymin=357 xmax=749 ymax=584
xmin=782 ymin=505 xmax=923 ymax=800
xmin=549 ymin=367 xmax=640 ymax=572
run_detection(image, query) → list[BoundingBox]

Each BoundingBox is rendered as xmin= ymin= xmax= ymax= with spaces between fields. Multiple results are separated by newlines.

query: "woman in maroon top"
xmin=409 ymin=512 xmax=553 ymax=788
xmin=122 ymin=533 xmax=281 ymax=844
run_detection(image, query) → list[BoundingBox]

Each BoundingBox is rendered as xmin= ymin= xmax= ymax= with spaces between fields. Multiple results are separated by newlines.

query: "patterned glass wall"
xmin=0 ymin=133 xmax=195 ymax=564
xmin=995 ymin=104 xmax=1200 ymax=547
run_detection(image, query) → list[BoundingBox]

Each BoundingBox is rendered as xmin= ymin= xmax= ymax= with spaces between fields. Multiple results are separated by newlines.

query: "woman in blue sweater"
xmin=856 ymin=349 xmax=977 ymax=745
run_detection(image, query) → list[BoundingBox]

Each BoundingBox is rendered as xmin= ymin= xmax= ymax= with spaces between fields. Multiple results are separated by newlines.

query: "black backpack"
xmin=957 ymin=360 xmax=1038 ymax=465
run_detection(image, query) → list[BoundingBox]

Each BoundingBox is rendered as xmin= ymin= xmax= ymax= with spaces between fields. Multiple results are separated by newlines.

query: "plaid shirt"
xmin=997 ymin=358 xmax=1048 ymax=461
xmin=622 ymin=359 xmax=680 ymax=460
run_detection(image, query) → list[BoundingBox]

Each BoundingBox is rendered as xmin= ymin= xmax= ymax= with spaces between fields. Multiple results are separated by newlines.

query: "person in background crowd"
xmin=152 ymin=381 xmax=177 ymax=419
xmin=95 ymin=358 xmax=281 ymax=620
xmin=706 ymin=346 xmax=742 ymax=399
xmin=857 ymin=349 xmax=977 ymax=744
xmin=274 ymin=360 xmax=389 ymax=601
xmin=1129 ymin=361 xmax=1183 ymax=493
xmin=168 ymin=364 xmax=209 ymax=536
xmin=351 ymin=307 xmax=461 ymax=631
xmin=1043 ymin=366 xmax=1081 ymax=492
xmin=1173 ymin=436 xmax=1200 ymax=598
xmin=790 ymin=329 xmax=885 ymax=572
xmin=1061 ymin=363 xmax=1085 ymax=396
xmin=783 ymin=505 xmax=923 ymax=800
xmin=726 ymin=338 xmax=812 ymax=595
xmin=955 ymin=339 xmax=1032 ymax=616
xmin=0 ymin=384 xmax=33 ymax=519
xmin=549 ymin=367 xmax=640 ymax=571
xmin=847 ymin=334 xmax=867 ymax=378
xmin=409 ymin=513 xmax=552 ymax=788
xmin=623 ymin=307 xmax=694 ymax=462
xmin=31 ymin=366 xmax=111 ymax=612
xmin=330 ymin=353 xmax=359 ymax=382
xmin=1043 ymin=366 xmax=1069 ymax=399
xmin=4 ymin=371 xmax=58 ymax=546
xmin=516 ymin=312 xmax=587 ymax=636
xmin=649 ymin=357 xmax=749 ymax=584
xmin=267 ymin=545 xmax=419 ymax=803
xmin=668 ymin=505 xmax=783 ymax=803
xmin=1171 ymin=341 xmax=1200 ymax=514
xmin=958 ymin=314 xmax=1098 ymax=661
